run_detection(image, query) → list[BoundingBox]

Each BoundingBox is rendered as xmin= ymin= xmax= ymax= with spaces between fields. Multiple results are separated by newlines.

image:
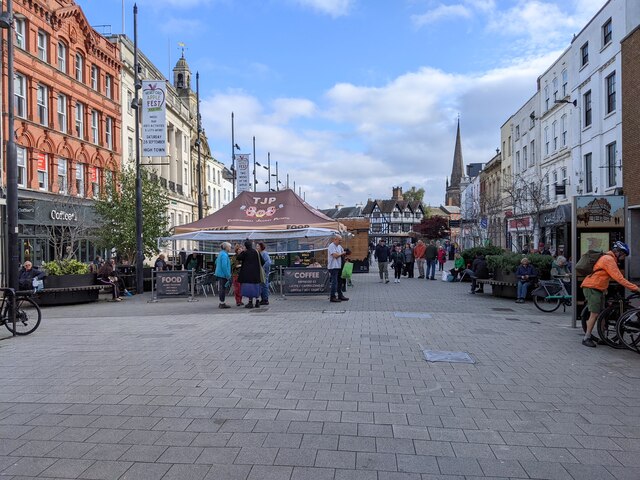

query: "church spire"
xmin=450 ymin=118 xmax=464 ymax=189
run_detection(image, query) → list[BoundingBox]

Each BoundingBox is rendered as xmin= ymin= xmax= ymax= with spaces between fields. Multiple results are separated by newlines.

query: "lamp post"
xmin=272 ymin=161 xmax=279 ymax=191
xmin=231 ymin=113 xmax=241 ymax=198
xmin=252 ymin=136 xmax=257 ymax=192
xmin=1 ymin=0 xmax=18 ymax=291
xmin=196 ymin=72 xmax=203 ymax=219
xmin=133 ymin=4 xmax=144 ymax=294
xmin=267 ymin=152 xmax=271 ymax=191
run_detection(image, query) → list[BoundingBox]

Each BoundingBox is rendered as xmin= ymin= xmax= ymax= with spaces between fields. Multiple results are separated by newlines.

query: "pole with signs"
xmin=196 ymin=72 xmax=203 ymax=219
xmin=231 ymin=112 xmax=236 ymax=198
xmin=235 ymin=154 xmax=251 ymax=193
xmin=133 ymin=4 xmax=144 ymax=294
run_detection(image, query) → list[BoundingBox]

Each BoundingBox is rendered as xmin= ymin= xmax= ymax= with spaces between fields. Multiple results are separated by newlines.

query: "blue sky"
xmin=77 ymin=0 xmax=605 ymax=208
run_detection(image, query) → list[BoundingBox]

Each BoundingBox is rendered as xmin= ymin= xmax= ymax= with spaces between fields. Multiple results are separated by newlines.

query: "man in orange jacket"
xmin=413 ymin=240 xmax=427 ymax=278
xmin=581 ymin=241 xmax=639 ymax=347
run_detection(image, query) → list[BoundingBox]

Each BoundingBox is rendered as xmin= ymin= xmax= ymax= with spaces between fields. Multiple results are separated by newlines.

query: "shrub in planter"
xmin=461 ymin=245 xmax=504 ymax=267
xmin=42 ymin=259 xmax=89 ymax=276
xmin=486 ymin=253 xmax=553 ymax=279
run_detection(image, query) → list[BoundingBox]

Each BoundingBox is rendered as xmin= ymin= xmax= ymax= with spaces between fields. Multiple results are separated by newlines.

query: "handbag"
xmin=258 ymin=250 xmax=266 ymax=284
xmin=32 ymin=278 xmax=44 ymax=292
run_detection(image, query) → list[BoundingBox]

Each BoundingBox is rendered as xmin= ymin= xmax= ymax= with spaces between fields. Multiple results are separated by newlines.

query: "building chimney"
xmin=335 ymin=204 xmax=343 ymax=209
xmin=391 ymin=187 xmax=403 ymax=201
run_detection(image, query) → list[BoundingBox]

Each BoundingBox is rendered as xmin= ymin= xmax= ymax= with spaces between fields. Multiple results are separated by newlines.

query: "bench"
xmin=476 ymin=279 xmax=517 ymax=287
xmin=34 ymin=284 xmax=115 ymax=306
xmin=40 ymin=285 xmax=113 ymax=294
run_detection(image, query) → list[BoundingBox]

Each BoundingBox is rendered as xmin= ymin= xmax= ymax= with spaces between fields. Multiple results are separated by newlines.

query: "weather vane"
xmin=177 ymin=42 xmax=188 ymax=57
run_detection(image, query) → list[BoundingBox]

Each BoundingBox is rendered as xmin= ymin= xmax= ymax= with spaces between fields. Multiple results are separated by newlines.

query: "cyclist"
xmin=581 ymin=241 xmax=639 ymax=347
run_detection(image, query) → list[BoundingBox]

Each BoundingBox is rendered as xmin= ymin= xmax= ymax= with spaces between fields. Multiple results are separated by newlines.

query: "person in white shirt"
xmin=327 ymin=234 xmax=349 ymax=303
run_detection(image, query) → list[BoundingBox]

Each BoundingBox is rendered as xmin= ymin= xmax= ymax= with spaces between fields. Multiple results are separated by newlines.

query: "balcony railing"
xmin=168 ymin=180 xmax=176 ymax=192
xmin=176 ymin=184 xmax=183 ymax=195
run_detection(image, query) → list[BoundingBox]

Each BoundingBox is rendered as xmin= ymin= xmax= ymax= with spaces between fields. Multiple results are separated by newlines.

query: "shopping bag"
xmin=341 ymin=262 xmax=354 ymax=279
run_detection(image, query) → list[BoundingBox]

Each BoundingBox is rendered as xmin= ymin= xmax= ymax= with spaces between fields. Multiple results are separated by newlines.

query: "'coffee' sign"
xmin=50 ymin=209 xmax=78 ymax=222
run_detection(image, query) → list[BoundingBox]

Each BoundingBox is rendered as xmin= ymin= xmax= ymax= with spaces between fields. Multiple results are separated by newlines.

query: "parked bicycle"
xmin=616 ymin=306 xmax=640 ymax=353
xmin=533 ymin=276 xmax=572 ymax=313
xmin=591 ymin=292 xmax=640 ymax=349
xmin=0 ymin=289 xmax=42 ymax=335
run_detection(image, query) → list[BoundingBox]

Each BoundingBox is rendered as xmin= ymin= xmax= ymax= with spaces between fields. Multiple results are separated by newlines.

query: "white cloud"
xmin=411 ymin=4 xmax=472 ymax=27
xmin=292 ymin=0 xmax=353 ymax=17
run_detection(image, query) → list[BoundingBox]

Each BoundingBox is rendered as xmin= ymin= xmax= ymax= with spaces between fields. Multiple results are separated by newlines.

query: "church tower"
xmin=444 ymin=118 xmax=465 ymax=207
xmin=173 ymin=51 xmax=191 ymax=92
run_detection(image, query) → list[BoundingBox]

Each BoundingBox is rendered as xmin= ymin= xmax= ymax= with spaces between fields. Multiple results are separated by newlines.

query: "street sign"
xmin=142 ymin=80 xmax=168 ymax=157
xmin=236 ymin=154 xmax=251 ymax=193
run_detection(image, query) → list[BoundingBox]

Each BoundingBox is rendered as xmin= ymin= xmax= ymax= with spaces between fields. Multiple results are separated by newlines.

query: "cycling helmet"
xmin=613 ymin=241 xmax=630 ymax=255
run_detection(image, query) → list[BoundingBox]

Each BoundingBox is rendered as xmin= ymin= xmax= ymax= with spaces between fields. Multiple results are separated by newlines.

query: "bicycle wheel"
xmin=616 ymin=308 xmax=640 ymax=353
xmin=5 ymin=297 xmax=42 ymax=336
xmin=533 ymin=294 xmax=561 ymax=313
xmin=596 ymin=304 xmax=626 ymax=349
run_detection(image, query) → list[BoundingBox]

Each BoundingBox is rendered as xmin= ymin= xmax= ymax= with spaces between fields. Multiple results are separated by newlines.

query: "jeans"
xmin=378 ymin=261 xmax=389 ymax=280
xmin=330 ymin=268 xmax=341 ymax=298
xmin=517 ymin=281 xmax=531 ymax=299
xmin=426 ymin=260 xmax=436 ymax=279
xmin=438 ymin=261 xmax=445 ymax=271
xmin=394 ymin=264 xmax=402 ymax=279
xmin=462 ymin=269 xmax=480 ymax=291
xmin=261 ymin=268 xmax=270 ymax=301
xmin=416 ymin=258 xmax=426 ymax=277
xmin=217 ymin=276 xmax=227 ymax=303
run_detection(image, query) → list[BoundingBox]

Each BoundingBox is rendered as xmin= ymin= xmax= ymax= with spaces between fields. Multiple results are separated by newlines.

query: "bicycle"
xmin=616 ymin=307 xmax=640 ymax=353
xmin=592 ymin=292 xmax=640 ymax=349
xmin=532 ymin=276 xmax=572 ymax=313
xmin=0 ymin=289 xmax=42 ymax=335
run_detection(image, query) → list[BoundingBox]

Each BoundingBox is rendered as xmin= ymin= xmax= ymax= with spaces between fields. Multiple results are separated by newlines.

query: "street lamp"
xmin=132 ymin=4 xmax=144 ymax=294
xmin=1 ymin=0 xmax=19 ymax=292
xmin=554 ymin=99 xmax=577 ymax=106
xmin=195 ymin=72 xmax=203 ymax=219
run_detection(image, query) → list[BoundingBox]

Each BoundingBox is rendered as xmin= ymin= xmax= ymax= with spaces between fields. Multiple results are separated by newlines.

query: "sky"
xmin=76 ymin=0 xmax=606 ymax=209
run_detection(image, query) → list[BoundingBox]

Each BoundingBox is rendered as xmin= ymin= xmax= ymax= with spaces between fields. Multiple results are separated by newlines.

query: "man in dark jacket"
xmin=374 ymin=239 xmax=391 ymax=283
xmin=464 ymin=253 xmax=489 ymax=294
xmin=425 ymin=241 xmax=438 ymax=280
xmin=18 ymin=261 xmax=46 ymax=291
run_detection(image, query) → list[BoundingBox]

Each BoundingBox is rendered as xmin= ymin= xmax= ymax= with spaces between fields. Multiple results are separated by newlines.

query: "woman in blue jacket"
xmin=214 ymin=242 xmax=232 ymax=309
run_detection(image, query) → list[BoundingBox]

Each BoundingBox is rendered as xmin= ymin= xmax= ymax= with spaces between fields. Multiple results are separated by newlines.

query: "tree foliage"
xmin=94 ymin=166 xmax=170 ymax=260
xmin=402 ymin=186 xmax=425 ymax=204
xmin=413 ymin=215 xmax=450 ymax=240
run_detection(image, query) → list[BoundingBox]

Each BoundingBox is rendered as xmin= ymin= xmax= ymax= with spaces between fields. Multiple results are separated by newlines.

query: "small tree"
xmin=413 ymin=215 xmax=450 ymax=240
xmin=402 ymin=186 xmax=425 ymax=204
xmin=94 ymin=166 xmax=170 ymax=260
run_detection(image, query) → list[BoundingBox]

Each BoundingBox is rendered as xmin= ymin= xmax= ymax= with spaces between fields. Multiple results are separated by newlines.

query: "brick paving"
xmin=0 ymin=261 xmax=639 ymax=479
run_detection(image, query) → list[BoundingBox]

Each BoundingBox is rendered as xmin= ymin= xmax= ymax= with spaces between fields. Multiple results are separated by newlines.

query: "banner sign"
xmin=37 ymin=153 xmax=47 ymax=171
xmin=236 ymin=154 xmax=251 ymax=193
xmin=155 ymin=271 xmax=190 ymax=297
xmin=142 ymin=80 xmax=168 ymax=157
xmin=282 ymin=268 xmax=330 ymax=295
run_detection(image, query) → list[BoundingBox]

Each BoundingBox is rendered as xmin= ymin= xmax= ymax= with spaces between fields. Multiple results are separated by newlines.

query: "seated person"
xmin=449 ymin=253 xmax=465 ymax=281
xmin=463 ymin=253 xmax=489 ymax=294
xmin=291 ymin=256 xmax=304 ymax=267
xmin=515 ymin=257 xmax=538 ymax=303
xmin=18 ymin=261 xmax=46 ymax=291
xmin=154 ymin=254 xmax=168 ymax=271
xmin=97 ymin=258 xmax=122 ymax=301
xmin=551 ymin=255 xmax=571 ymax=291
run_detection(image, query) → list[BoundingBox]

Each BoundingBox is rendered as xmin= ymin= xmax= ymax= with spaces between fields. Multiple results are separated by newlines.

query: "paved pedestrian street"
xmin=1 ymin=267 xmax=639 ymax=480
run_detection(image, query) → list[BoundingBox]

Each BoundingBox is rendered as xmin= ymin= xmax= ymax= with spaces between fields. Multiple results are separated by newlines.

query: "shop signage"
xmin=541 ymin=204 xmax=571 ymax=228
xmin=50 ymin=209 xmax=78 ymax=222
xmin=155 ymin=271 xmax=190 ymax=297
xmin=37 ymin=153 xmax=47 ymax=171
xmin=235 ymin=154 xmax=251 ymax=193
xmin=18 ymin=200 xmax=36 ymax=221
xmin=142 ymin=80 xmax=168 ymax=157
xmin=282 ymin=268 xmax=330 ymax=295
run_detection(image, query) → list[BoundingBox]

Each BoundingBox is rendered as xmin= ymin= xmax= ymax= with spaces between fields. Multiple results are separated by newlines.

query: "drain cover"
xmin=423 ymin=350 xmax=475 ymax=364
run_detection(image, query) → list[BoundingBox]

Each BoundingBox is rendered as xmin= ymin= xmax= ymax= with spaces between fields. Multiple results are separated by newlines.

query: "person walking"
xmin=581 ymin=241 xmax=639 ymax=347
xmin=413 ymin=240 xmax=426 ymax=278
xmin=257 ymin=242 xmax=271 ymax=306
xmin=237 ymin=240 xmax=263 ymax=308
xmin=390 ymin=244 xmax=404 ymax=283
xmin=448 ymin=242 xmax=456 ymax=261
xmin=214 ymin=242 xmax=232 ymax=309
xmin=328 ymin=234 xmax=349 ymax=302
xmin=403 ymin=242 xmax=415 ymax=278
xmin=515 ymin=257 xmax=538 ymax=303
xmin=425 ymin=240 xmax=438 ymax=280
xmin=437 ymin=245 xmax=447 ymax=272
xmin=374 ymin=239 xmax=391 ymax=284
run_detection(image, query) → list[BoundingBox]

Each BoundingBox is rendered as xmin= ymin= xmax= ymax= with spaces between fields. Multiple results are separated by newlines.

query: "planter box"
xmin=490 ymin=270 xmax=518 ymax=299
xmin=38 ymin=273 xmax=99 ymax=306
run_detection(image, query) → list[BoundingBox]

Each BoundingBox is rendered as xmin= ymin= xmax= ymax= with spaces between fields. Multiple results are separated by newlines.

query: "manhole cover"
xmin=394 ymin=312 xmax=433 ymax=319
xmin=137 ymin=334 xmax=174 ymax=338
xmin=361 ymin=334 xmax=398 ymax=342
xmin=492 ymin=308 xmax=515 ymax=312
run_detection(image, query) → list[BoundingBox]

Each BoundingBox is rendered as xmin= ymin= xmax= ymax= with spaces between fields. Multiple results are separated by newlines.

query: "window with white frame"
xmin=106 ymin=117 xmax=113 ymax=149
xmin=37 ymin=30 xmax=48 ymax=62
xmin=562 ymin=69 xmax=568 ymax=97
xmin=530 ymin=113 xmax=535 ymax=129
xmin=75 ymin=102 xmax=84 ymax=139
xmin=561 ymin=167 xmax=567 ymax=195
xmin=92 ymin=167 xmax=101 ymax=197
xmin=57 ymin=42 xmax=67 ymax=73
xmin=58 ymin=158 xmax=68 ymax=194
xmin=57 ymin=94 xmax=67 ymax=133
xmin=91 ymin=65 xmax=99 ymax=90
xmin=544 ymin=86 xmax=550 ymax=111
xmin=606 ymin=72 xmax=616 ymax=114
xmin=38 ymin=153 xmax=48 ymax=190
xmin=560 ymin=115 xmax=567 ymax=147
xmin=91 ymin=110 xmax=99 ymax=144
xmin=603 ymin=18 xmax=612 ymax=46
xmin=75 ymin=53 xmax=83 ymax=82
xmin=530 ymin=140 xmax=535 ymax=166
xmin=516 ymin=151 xmax=521 ymax=172
xmin=544 ymin=127 xmax=549 ymax=155
xmin=584 ymin=153 xmax=593 ymax=193
xmin=584 ymin=90 xmax=592 ymax=126
xmin=523 ymin=145 xmax=528 ymax=169
xmin=552 ymin=77 xmax=558 ymax=101
xmin=552 ymin=121 xmax=558 ymax=151
xmin=15 ymin=17 xmax=25 ymax=49
xmin=76 ymin=163 xmax=84 ymax=197
xmin=581 ymin=42 xmax=589 ymax=67
xmin=515 ymin=125 xmax=520 ymax=140
xmin=552 ymin=171 xmax=558 ymax=199
xmin=14 ymin=73 xmax=27 ymax=118
xmin=37 ymin=84 xmax=48 ymax=126
xmin=17 ymin=146 xmax=27 ymax=187
xmin=127 ymin=90 xmax=133 ymax=115
xmin=105 ymin=74 xmax=112 ymax=99
xmin=607 ymin=142 xmax=617 ymax=187
xmin=544 ymin=174 xmax=549 ymax=202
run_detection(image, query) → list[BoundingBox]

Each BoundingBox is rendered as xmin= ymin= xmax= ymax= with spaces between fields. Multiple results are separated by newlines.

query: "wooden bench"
xmin=40 ymin=285 xmax=113 ymax=294
xmin=476 ymin=278 xmax=517 ymax=287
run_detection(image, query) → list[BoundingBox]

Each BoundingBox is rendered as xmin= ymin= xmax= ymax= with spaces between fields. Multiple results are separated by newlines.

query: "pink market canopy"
xmin=174 ymin=189 xmax=345 ymax=233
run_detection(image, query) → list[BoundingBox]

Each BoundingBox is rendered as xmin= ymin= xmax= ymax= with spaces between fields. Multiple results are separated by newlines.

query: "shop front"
xmin=18 ymin=192 xmax=102 ymax=267
xmin=540 ymin=204 xmax=572 ymax=257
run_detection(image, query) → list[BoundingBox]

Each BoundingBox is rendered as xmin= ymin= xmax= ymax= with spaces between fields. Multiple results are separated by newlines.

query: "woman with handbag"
xmin=237 ymin=240 xmax=264 ymax=308
xmin=97 ymin=258 xmax=122 ymax=301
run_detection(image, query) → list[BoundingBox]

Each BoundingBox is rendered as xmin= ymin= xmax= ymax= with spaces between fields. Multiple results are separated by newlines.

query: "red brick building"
xmin=2 ymin=0 xmax=121 ymax=265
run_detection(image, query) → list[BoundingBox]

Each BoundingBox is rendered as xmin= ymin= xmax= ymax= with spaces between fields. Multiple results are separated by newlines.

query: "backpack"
xmin=575 ymin=250 xmax=604 ymax=276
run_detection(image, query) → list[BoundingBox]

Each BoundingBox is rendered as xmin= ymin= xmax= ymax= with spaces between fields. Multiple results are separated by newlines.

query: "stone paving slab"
xmin=0 ymin=261 xmax=639 ymax=479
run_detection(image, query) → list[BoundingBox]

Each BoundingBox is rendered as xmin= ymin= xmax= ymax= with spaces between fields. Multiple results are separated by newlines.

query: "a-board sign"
xmin=283 ymin=268 xmax=330 ymax=295
xmin=155 ymin=271 xmax=190 ymax=297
